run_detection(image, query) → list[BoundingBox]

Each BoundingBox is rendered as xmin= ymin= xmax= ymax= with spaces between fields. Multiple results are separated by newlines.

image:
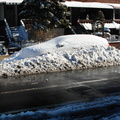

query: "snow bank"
xmin=0 ymin=95 xmax=120 ymax=120
xmin=0 ymin=34 xmax=120 ymax=77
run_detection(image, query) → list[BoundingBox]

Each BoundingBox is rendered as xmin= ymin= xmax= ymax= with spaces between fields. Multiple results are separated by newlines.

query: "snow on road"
xmin=0 ymin=94 xmax=120 ymax=120
xmin=0 ymin=34 xmax=120 ymax=77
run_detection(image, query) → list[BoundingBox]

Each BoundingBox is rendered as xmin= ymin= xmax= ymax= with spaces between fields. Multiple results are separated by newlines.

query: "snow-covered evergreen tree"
xmin=19 ymin=0 xmax=71 ymax=31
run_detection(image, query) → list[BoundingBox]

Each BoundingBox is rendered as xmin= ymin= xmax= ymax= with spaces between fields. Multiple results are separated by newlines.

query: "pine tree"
xmin=19 ymin=0 xmax=71 ymax=31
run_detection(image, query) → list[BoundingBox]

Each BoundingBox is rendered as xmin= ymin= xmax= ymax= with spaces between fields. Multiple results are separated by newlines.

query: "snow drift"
xmin=0 ymin=95 xmax=120 ymax=120
xmin=0 ymin=34 xmax=120 ymax=77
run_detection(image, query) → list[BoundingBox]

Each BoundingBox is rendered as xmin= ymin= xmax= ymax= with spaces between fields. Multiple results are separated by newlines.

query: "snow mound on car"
xmin=2 ymin=34 xmax=108 ymax=62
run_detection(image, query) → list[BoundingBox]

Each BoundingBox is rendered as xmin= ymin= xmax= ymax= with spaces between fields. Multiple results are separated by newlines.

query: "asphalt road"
xmin=0 ymin=66 xmax=120 ymax=115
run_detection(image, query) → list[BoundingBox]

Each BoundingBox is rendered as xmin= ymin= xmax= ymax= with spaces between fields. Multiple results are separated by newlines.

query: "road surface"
xmin=0 ymin=66 xmax=120 ymax=115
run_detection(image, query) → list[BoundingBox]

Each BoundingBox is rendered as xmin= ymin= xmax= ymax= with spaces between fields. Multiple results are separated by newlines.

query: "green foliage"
xmin=19 ymin=0 xmax=71 ymax=31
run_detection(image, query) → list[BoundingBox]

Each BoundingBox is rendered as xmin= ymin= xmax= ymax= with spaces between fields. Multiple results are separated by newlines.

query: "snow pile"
xmin=2 ymin=34 xmax=109 ymax=61
xmin=0 ymin=95 xmax=120 ymax=120
xmin=0 ymin=34 xmax=120 ymax=77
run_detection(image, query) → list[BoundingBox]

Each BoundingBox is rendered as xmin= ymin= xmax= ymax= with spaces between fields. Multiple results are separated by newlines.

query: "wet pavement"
xmin=0 ymin=66 xmax=120 ymax=114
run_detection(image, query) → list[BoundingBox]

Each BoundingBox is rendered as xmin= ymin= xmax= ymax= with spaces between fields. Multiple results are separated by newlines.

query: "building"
xmin=0 ymin=0 xmax=28 ymax=52
xmin=0 ymin=2 xmax=20 ymax=27
xmin=63 ymin=1 xmax=120 ymax=35
xmin=0 ymin=0 xmax=120 ymax=42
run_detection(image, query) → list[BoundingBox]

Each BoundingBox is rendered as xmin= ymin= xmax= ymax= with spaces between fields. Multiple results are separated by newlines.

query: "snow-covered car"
xmin=2 ymin=34 xmax=109 ymax=61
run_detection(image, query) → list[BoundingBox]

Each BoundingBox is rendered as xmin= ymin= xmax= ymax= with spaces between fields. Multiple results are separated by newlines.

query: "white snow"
xmin=0 ymin=0 xmax=23 ymax=3
xmin=105 ymin=21 xmax=120 ymax=30
xmin=108 ymin=3 xmax=120 ymax=9
xmin=0 ymin=34 xmax=120 ymax=77
xmin=62 ymin=1 xmax=113 ymax=9
xmin=81 ymin=23 xmax=92 ymax=30
xmin=2 ymin=34 xmax=109 ymax=61
xmin=0 ymin=95 xmax=120 ymax=120
xmin=81 ymin=22 xmax=120 ymax=30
